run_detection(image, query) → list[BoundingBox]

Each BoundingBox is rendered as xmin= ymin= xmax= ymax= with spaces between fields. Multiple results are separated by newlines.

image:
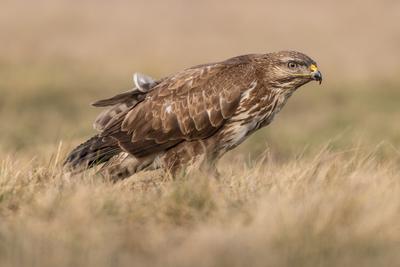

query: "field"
xmin=1 ymin=0 xmax=400 ymax=266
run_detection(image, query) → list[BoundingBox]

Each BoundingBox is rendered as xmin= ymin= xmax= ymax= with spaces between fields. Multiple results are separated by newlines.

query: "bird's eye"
xmin=288 ymin=62 xmax=298 ymax=69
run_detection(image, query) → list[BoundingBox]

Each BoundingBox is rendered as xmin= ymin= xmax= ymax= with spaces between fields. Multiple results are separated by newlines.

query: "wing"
xmin=92 ymin=73 xmax=159 ymax=131
xmin=101 ymin=55 xmax=258 ymax=158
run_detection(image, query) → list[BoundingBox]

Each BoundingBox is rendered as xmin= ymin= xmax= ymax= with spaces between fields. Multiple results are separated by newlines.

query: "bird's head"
xmin=264 ymin=51 xmax=322 ymax=89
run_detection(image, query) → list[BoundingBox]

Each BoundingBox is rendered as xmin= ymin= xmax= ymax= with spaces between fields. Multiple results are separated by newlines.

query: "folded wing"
xmin=92 ymin=73 xmax=158 ymax=131
xmin=98 ymin=56 xmax=256 ymax=158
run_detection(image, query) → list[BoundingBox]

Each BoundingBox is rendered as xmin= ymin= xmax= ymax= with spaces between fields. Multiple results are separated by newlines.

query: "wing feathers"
xmin=219 ymin=88 xmax=241 ymax=119
xmin=92 ymin=73 xmax=158 ymax=132
xmin=96 ymin=56 xmax=257 ymax=158
xmin=91 ymin=90 xmax=141 ymax=107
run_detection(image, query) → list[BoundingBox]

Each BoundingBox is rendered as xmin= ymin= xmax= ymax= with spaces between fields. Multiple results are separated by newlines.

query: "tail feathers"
xmin=64 ymin=135 xmax=121 ymax=172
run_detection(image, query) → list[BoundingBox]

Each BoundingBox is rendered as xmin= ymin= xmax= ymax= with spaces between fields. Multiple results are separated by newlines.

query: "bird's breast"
xmin=216 ymin=88 xmax=294 ymax=153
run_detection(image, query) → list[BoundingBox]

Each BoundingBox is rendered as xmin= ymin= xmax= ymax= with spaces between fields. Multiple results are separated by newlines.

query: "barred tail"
xmin=64 ymin=135 xmax=121 ymax=171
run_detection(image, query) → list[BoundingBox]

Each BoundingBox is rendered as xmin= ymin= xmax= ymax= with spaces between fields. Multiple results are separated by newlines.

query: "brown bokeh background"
xmin=1 ymin=0 xmax=399 ymax=158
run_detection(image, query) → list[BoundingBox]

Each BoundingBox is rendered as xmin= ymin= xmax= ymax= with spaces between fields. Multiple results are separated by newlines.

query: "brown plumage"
xmin=64 ymin=51 xmax=322 ymax=180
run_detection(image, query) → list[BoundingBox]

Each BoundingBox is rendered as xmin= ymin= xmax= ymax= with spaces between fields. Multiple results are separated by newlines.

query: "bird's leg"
xmin=101 ymin=155 xmax=156 ymax=182
xmin=206 ymin=166 xmax=221 ymax=180
xmin=199 ymin=154 xmax=221 ymax=180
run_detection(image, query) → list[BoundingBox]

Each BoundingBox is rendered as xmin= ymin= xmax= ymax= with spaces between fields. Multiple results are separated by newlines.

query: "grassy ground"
xmin=1 ymin=0 xmax=400 ymax=266
xmin=1 ymin=147 xmax=400 ymax=267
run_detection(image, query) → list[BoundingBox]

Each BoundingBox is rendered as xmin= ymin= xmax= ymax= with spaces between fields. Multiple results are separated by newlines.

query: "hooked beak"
xmin=310 ymin=64 xmax=322 ymax=84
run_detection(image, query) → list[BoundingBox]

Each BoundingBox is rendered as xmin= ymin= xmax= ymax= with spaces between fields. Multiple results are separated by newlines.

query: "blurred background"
xmin=1 ymin=0 xmax=399 ymax=160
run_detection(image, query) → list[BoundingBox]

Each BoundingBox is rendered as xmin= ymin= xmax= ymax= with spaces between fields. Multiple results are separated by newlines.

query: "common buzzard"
xmin=64 ymin=51 xmax=322 ymax=179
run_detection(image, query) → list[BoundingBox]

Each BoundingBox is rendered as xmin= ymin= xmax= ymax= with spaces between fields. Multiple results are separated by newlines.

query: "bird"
xmin=64 ymin=51 xmax=322 ymax=180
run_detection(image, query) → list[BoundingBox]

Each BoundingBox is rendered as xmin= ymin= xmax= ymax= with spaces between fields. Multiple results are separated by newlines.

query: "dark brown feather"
xmin=112 ymin=58 xmax=256 ymax=158
xmin=63 ymin=135 xmax=120 ymax=171
xmin=92 ymin=91 xmax=146 ymax=132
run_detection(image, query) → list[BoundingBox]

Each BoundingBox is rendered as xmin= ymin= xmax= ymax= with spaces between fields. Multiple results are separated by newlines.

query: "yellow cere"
xmin=310 ymin=64 xmax=318 ymax=72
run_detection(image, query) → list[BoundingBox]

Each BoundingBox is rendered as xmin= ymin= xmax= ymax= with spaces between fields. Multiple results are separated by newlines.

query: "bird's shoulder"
xmin=148 ymin=53 xmax=262 ymax=99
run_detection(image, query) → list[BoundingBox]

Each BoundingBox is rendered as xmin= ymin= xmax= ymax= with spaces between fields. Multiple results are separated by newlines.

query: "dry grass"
xmin=1 ymin=0 xmax=400 ymax=156
xmin=1 ymin=146 xmax=400 ymax=267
